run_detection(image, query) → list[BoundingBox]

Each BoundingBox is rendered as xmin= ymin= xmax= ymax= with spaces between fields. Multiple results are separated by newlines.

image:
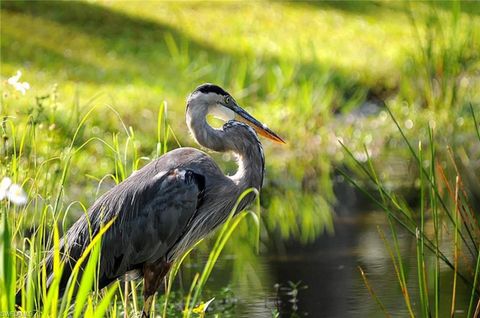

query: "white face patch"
xmin=210 ymin=103 xmax=235 ymax=121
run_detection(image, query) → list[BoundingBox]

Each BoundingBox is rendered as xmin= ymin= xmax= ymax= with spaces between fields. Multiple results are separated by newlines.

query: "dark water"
xmin=196 ymin=210 xmax=473 ymax=318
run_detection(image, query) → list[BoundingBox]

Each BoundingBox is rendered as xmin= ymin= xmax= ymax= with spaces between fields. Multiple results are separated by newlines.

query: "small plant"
xmin=273 ymin=280 xmax=308 ymax=316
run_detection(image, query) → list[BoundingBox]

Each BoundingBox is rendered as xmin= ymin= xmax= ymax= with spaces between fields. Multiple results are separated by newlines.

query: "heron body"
xmin=41 ymin=84 xmax=284 ymax=317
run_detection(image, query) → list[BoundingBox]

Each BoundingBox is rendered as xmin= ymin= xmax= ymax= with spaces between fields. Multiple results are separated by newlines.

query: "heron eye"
xmin=224 ymin=96 xmax=230 ymax=104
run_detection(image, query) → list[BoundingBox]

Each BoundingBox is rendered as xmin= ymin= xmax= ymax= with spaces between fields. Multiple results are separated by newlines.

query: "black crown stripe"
xmin=194 ymin=83 xmax=229 ymax=96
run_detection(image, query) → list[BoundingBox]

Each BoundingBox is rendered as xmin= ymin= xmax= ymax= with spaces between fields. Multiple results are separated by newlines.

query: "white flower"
xmin=0 ymin=177 xmax=27 ymax=206
xmin=0 ymin=177 xmax=12 ymax=200
xmin=7 ymin=184 xmax=27 ymax=205
xmin=7 ymin=70 xmax=30 ymax=95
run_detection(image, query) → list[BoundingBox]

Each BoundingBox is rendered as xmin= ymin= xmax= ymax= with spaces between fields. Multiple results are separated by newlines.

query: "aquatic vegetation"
xmin=273 ymin=281 xmax=308 ymax=315
xmin=341 ymin=105 xmax=480 ymax=317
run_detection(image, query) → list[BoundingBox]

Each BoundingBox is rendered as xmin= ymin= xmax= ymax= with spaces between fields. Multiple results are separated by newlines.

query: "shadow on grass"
xmin=288 ymin=0 xmax=480 ymax=17
xmin=287 ymin=0 xmax=396 ymax=15
xmin=1 ymin=0 xmax=390 ymax=99
xmin=1 ymin=0 xmax=226 ymax=87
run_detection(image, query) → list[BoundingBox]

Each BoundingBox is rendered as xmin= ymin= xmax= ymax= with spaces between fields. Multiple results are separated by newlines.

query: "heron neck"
xmin=229 ymin=137 xmax=265 ymax=192
xmin=186 ymin=107 xmax=264 ymax=192
xmin=186 ymin=106 xmax=229 ymax=152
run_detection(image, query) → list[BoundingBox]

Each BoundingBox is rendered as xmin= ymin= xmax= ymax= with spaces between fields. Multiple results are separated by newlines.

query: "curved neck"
xmin=186 ymin=106 xmax=264 ymax=192
xmin=186 ymin=105 xmax=228 ymax=152
xmin=229 ymin=141 xmax=264 ymax=191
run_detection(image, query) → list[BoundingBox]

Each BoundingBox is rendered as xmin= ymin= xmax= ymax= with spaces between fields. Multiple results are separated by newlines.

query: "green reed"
xmin=340 ymin=104 xmax=480 ymax=317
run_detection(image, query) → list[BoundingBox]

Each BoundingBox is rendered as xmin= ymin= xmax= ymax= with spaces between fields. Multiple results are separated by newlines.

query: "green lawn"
xmin=2 ymin=1 xmax=473 ymax=119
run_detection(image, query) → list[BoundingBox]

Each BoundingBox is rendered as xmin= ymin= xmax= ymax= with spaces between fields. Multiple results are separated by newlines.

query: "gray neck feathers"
xmin=186 ymin=105 xmax=264 ymax=192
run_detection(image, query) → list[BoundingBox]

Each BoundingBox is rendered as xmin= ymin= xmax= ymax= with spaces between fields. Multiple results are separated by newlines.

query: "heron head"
xmin=187 ymin=83 xmax=285 ymax=144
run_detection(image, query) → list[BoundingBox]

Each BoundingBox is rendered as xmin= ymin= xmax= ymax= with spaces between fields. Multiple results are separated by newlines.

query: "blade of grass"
xmin=74 ymin=240 xmax=102 ymax=318
xmin=417 ymin=141 xmax=430 ymax=317
xmin=429 ymin=127 xmax=440 ymax=318
xmin=186 ymin=188 xmax=260 ymax=315
xmin=450 ymin=176 xmax=460 ymax=318
xmin=358 ymin=266 xmax=391 ymax=318
xmin=468 ymin=249 xmax=480 ymax=317
xmin=0 ymin=205 xmax=16 ymax=312
xmin=93 ymin=285 xmax=118 ymax=318
xmin=470 ymin=103 xmax=480 ymax=142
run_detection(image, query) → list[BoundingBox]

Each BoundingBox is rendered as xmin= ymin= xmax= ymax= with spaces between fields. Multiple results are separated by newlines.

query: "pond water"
xmin=193 ymin=209 xmax=473 ymax=317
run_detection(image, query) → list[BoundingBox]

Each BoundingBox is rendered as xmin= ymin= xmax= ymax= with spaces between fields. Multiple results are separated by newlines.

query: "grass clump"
xmin=341 ymin=105 xmax=480 ymax=317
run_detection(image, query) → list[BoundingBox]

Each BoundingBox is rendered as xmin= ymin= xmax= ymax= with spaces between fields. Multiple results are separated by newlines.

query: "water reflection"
xmin=197 ymin=209 xmax=473 ymax=317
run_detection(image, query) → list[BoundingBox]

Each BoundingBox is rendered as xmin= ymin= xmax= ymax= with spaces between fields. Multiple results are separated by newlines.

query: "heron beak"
xmin=232 ymin=105 xmax=286 ymax=144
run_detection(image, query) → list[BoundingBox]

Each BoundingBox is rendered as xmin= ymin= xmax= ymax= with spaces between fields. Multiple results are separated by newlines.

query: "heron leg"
xmin=141 ymin=260 xmax=172 ymax=318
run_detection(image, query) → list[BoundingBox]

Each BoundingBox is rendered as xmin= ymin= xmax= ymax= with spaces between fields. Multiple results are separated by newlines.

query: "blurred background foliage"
xmin=2 ymin=0 xmax=480 ymax=245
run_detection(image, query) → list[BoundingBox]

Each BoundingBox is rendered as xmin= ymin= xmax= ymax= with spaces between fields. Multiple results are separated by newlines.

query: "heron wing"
xmin=46 ymin=148 xmax=221 ymax=294
xmin=97 ymin=167 xmax=205 ymax=285
xmin=55 ymin=160 xmax=206 ymax=291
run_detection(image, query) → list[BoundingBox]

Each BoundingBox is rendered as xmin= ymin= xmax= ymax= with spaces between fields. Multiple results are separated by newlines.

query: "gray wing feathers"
xmin=54 ymin=164 xmax=204 ymax=290
xmin=98 ymin=168 xmax=202 ymax=283
xmin=101 ymin=169 xmax=202 ymax=278
xmin=47 ymin=148 xmax=214 ymax=292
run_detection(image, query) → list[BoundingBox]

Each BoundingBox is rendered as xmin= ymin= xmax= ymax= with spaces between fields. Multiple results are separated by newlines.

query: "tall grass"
xmin=340 ymin=104 xmax=480 ymax=317
xmin=340 ymin=16 xmax=478 ymax=318
xmin=1 ymin=96 xmax=124 ymax=316
xmin=403 ymin=1 xmax=479 ymax=112
xmin=339 ymin=3 xmax=480 ymax=315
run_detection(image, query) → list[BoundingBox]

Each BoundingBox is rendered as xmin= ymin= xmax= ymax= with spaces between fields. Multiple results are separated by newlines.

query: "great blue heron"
xmin=38 ymin=83 xmax=284 ymax=317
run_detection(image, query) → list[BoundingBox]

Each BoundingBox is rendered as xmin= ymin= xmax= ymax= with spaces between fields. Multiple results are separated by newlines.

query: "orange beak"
xmin=230 ymin=102 xmax=285 ymax=144
xmin=234 ymin=114 xmax=286 ymax=144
